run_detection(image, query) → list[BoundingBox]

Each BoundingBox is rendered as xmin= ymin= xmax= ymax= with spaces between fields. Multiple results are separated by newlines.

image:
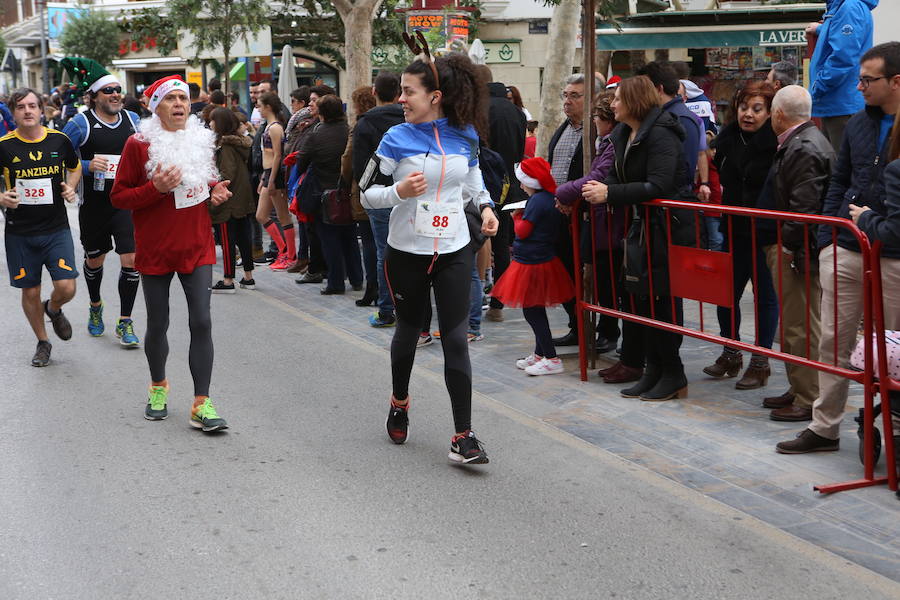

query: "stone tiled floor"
xmin=235 ymin=259 xmax=900 ymax=582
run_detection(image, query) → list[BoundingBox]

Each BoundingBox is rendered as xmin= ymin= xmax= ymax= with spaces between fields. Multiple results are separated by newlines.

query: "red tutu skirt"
xmin=490 ymin=257 xmax=575 ymax=308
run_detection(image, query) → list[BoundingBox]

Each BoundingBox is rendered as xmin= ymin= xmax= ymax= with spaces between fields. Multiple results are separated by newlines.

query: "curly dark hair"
xmin=404 ymin=52 xmax=488 ymax=141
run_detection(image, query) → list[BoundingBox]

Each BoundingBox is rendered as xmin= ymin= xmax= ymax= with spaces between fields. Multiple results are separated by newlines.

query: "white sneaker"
xmin=516 ymin=353 xmax=542 ymax=370
xmin=525 ymin=357 xmax=564 ymax=376
xmin=417 ymin=334 xmax=433 ymax=348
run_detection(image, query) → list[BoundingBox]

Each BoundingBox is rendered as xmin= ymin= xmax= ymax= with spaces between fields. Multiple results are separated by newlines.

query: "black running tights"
xmin=141 ymin=264 xmax=214 ymax=396
xmin=385 ymin=245 xmax=474 ymax=433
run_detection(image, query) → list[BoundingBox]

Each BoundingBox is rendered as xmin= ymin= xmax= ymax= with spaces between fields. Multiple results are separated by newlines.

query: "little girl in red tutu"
xmin=490 ymin=157 xmax=575 ymax=376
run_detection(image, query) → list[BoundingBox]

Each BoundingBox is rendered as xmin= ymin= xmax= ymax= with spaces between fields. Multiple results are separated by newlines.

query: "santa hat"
xmin=605 ymin=75 xmax=622 ymax=89
xmin=143 ymin=75 xmax=190 ymax=113
xmin=515 ymin=157 xmax=556 ymax=194
xmin=60 ymin=57 xmax=119 ymax=94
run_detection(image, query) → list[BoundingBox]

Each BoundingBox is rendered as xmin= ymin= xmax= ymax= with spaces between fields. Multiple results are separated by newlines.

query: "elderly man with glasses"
xmin=777 ymin=42 xmax=900 ymax=454
xmin=61 ymin=58 xmax=143 ymax=347
xmin=546 ymin=73 xmax=602 ymax=347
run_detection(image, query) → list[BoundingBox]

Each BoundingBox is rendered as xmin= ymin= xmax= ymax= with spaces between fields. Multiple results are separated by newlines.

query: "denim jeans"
xmin=367 ymin=208 xmax=394 ymax=316
xmin=716 ymin=235 xmax=779 ymax=348
xmin=705 ymin=216 xmax=723 ymax=252
xmin=469 ymin=265 xmax=482 ymax=334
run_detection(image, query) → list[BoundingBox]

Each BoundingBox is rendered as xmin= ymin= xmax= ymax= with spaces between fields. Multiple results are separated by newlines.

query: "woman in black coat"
xmin=582 ymin=75 xmax=690 ymax=401
xmin=703 ymin=81 xmax=779 ymax=391
xmin=296 ymin=94 xmax=363 ymax=294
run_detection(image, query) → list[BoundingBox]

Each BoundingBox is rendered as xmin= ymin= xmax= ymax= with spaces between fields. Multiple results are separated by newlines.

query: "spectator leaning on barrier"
xmin=766 ymin=61 xmax=798 ymax=92
xmin=704 ymin=81 xmax=780 ymax=392
xmin=756 ymin=86 xmax=835 ymax=423
xmin=555 ymin=91 xmax=633 ymax=380
xmin=807 ymin=0 xmax=877 ymax=152
xmin=581 ymin=75 xmax=689 ymax=402
xmin=547 ymin=73 xmax=600 ymax=347
xmin=777 ymin=41 xmax=900 ymax=455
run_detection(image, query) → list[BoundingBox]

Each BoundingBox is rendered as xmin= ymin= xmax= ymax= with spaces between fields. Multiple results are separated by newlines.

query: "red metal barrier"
xmin=569 ymin=197 xmax=895 ymax=494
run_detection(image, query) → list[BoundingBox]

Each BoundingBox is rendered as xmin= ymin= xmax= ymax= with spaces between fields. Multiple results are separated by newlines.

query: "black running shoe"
xmin=31 ymin=340 xmax=52 ymax=367
xmin=211 ymin=280 xmax=236 ymax=294
xmin=449 ymin=431 xmax=489 ymax=464
xmin=43 ymin=300 xmax=72 ymax=340
xmin=386 ymin=397 xmax=409 ymax=444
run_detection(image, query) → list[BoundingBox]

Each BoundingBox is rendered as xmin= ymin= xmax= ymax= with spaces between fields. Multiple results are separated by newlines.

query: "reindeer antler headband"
xmin=403 ymin=30 xmax=441 ymax=90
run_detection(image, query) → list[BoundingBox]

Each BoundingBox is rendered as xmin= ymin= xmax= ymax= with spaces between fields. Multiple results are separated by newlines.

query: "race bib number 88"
xmin=414 ymin=200 xmax=460 ymax=238
xmin=16 ymin=178 xmax=54 ymax=206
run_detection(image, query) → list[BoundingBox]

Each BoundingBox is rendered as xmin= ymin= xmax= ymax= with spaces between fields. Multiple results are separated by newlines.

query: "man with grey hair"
xmin=547 ymin=73 xmax=600 ymax=346
xmin=756 ymin=85 xmax=834 ymax=422
xmin=766 ymin=61 xmax=798 ymax=91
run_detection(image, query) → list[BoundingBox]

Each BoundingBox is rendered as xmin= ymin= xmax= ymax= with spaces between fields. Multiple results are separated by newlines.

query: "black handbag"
xmin=321 ymin=178 xmax=353 ymax=225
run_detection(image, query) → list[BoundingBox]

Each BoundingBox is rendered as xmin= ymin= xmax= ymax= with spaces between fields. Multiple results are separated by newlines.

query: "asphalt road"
xmin=1 ymin=215 xmax=899 ymax=599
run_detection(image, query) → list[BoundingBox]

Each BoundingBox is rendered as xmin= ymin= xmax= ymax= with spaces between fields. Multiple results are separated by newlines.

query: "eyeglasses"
xmin=858 ymin=76 xmax=886 ymax=89
xmin=98 ymin=86 xmax=122 ymax=95
xmin=561 ymin=92 xmax=583 ymax=101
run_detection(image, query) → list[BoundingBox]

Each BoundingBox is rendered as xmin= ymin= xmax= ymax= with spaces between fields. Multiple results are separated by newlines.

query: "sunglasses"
xmin=98 ymin=86 xmax=122 ymax=95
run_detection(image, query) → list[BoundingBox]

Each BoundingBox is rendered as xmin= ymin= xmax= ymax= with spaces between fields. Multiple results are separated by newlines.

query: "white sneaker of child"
xmin=525 ymin=357 xmax=564 ymax=376
xmin=516 ymin=353 xmax=542 ymax=370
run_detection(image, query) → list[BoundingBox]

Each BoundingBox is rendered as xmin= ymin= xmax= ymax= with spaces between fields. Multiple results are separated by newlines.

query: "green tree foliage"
xmin=278 ymin=0 xmax=405 ymax=69
xmin=117 ymin=8 xmax=178 ymax=57
xmin=168 ymin=0 xmax=269 ymax=92
xmin=59 ymin=8 xmax=120 ymax=67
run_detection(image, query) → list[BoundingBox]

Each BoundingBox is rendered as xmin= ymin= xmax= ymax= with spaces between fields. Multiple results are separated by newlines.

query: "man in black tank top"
xmin=62 ymin=58 xmax=142 ymax=347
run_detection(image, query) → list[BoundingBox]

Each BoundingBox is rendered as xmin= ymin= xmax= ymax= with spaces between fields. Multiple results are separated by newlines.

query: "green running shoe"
xmin=145 ymin=385 xmax=169 ymax=421
xmin=190 ymin=398 xmax=228 ymax=432
xmin=115 ymin=318 xmax=140 ymax=347
xmin=88 ymin=303 xmax=104 ymax=336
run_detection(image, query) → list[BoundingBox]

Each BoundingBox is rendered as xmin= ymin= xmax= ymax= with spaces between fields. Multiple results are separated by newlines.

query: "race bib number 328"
xmin=16 ymin=178 xmax=54 ymax=206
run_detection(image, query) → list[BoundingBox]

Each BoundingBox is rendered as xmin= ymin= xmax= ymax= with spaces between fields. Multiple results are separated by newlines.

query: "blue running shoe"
xmin=115 ymin=318 xmax=141 ymax=348
xmin=88 ymin=303 xmax=104 ymax=337
xmin=369 ymin=312 xmax=396 ymax=328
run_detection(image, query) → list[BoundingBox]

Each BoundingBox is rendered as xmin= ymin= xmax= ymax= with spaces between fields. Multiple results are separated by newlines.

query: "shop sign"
xmin=529 ymin=20 xmax=549 ymax=35
xmin=482 ymin=42 xmax=521 ymax=64
xmin=405 ymin=11 xmax=470 ymax=44
xmin=758 ymin=29 xmax=807 ymax=47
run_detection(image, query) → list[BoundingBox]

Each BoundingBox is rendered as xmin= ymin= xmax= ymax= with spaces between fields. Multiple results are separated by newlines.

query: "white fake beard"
xmin=141 ymin=114 xmax=219 ymax=190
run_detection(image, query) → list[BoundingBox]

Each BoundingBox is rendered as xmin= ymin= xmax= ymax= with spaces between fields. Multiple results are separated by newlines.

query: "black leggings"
xmin=385 ymin=245 xmax=474 ymax=433
xmin=215 ymin=216 xmax=255 ymax=279
xmin=141 ymin=264 xmax=214 ymax=396
xmin=523 ymin=307 xmax=557 ymax=359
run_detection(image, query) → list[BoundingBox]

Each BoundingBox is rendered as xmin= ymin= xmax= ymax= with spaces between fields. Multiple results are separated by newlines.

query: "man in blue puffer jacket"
xmin=807 ymin=0 xmax=878 ymax=151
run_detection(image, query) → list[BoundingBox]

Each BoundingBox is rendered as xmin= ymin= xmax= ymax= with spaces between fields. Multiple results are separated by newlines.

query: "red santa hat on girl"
xmin=515 ymin=157 xmax=557 ymax=194
xmin=143 ymin=75 xmax=190 ymax=114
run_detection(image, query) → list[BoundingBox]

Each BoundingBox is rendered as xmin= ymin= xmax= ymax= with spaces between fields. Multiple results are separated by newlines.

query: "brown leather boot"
xmin=702 ymin=349 xmax=742 ymax=378
xmin=597 ymin=361 xmax=622 ymax=378
xmin=762 ymin=391 xmax=795 ymax=409
xmin=604 ymin=364 xmax=643 ymax=384
xmin=735 ymin=355 xmax=771 ymax=390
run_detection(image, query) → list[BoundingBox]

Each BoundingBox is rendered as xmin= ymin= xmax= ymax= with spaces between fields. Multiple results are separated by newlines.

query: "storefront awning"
xmin=597 ymin=24 xmax=809 ymax=51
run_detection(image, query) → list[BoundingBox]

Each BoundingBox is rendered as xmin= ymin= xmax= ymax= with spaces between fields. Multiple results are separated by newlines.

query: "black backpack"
xmin=478 ymin=144 xmax=510 ymax=206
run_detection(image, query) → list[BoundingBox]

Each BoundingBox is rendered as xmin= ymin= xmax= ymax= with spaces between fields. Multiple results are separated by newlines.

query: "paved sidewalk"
xmin=257 ymin=255 xmax=900 ymax=581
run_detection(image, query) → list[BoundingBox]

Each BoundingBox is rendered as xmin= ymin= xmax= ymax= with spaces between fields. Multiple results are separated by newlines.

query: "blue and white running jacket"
xmin=360 ymin=117 xmax=493 ymax=256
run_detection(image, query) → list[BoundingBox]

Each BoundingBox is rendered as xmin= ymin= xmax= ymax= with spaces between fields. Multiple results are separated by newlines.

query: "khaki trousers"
xmin=811 ymin=245 xmax=900 ymax=439
xmin=764 ymin=245 xmax=821 ymax=408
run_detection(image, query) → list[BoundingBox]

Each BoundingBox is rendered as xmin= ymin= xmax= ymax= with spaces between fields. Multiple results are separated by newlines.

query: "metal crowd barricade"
xmin=568 ymin=197 xmax=896 ymax=494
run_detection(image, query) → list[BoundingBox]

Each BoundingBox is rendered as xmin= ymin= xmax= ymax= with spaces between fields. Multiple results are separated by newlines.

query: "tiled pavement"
xmin=235 ymin=259 xmax=900 ymax=582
